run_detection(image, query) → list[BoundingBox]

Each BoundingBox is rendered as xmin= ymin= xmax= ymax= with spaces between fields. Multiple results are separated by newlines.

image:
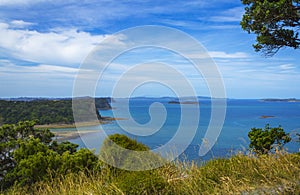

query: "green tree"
xmin=248 ymin=124 xmax=291 ymax=154
xmin=6 ymin=138 xmax=62 ymax=186
xmin=0 ymin=97 xmax=110 ymax=126
xmin=50 ymin=141 xmax=79 ymax=155
xmin=59 ymin=148 xmax=99 ymax=174
xmin=5 ymin=139 xmax=98 ymax=188
xmin=0 ymin=121 xmax=53 ymax=182
xmin=0 ymin=121 xmax=99 ymax=190
xmin=241 ymin=0 xmax=300 ymax=55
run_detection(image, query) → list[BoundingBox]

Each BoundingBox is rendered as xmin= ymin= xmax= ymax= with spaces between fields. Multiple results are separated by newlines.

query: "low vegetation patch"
xmin=4 ymin=153 xmax=300 ymax=194
xmin=1 ymin=122 xmax=299 ymax=194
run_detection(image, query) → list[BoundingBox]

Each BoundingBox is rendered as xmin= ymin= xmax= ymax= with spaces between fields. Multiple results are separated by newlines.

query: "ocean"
xmin=62 ymin=98 xmax=300 ymax=162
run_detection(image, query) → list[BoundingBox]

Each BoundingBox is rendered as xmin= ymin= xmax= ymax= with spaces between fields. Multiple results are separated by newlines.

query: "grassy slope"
xmin=6 ymin=152 xmax=300 ymax=195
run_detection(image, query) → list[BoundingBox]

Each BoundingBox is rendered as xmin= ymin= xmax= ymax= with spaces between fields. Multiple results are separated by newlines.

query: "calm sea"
xmin=62 ymin=98 xmax=300 ymax=162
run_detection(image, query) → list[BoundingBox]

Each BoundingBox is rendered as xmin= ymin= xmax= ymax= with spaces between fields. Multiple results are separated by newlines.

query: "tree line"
xmin=0 ymin=97 xmax=111 ymax=125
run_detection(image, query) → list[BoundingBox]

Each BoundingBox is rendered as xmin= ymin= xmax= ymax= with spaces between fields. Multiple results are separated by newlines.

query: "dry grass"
xmin=169 ymin=152 xmax=300 ymax=194
xmin=4 ymin=152 xmax=300 ymax=195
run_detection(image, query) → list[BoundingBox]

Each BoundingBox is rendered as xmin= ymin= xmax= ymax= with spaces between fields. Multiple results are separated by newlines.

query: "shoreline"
xmin=35 ymin=120 xmax=105 ymax=129
xmin=52 ymin=130 xmax=99 ymax=141
xmin=38 ymin=117 xmax=127 ymax=141
xmin=168 ymin=101 xmax=199 ymax=105
xmin=35 ymin=117 xmax=126 ymax=129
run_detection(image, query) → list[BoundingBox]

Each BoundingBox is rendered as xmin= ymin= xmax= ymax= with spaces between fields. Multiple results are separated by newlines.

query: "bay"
xmin=62 ymin=98 xmax=300 ymax=162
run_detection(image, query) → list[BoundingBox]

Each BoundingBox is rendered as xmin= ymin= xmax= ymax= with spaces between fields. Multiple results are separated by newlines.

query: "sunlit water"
xmin=54 ymin=98 xmax=300 ymax=162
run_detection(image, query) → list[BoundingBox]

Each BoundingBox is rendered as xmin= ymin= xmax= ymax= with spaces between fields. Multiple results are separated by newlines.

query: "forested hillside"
xmin=0 ymin=97 xmax=111 ymax=125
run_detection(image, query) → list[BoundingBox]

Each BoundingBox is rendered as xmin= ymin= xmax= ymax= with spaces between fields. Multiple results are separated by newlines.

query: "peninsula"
xmin=0 ymin=97 xmax=112 ymax=127
xmin=168 ymin=100 xmax=199 ymax=105
xmin=261 ymin=98 xmax=300 ymax=102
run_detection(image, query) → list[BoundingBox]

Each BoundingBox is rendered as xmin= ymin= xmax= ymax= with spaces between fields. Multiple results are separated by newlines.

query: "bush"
xmin=99 ymin=134 xmax=165 ymax=172
xmin=248 ymin=124 xmax=291 ymax=154
xmin=0 ymin=121 xmax=99 ymax=191
xmin=59 ymin=148 xmax=99 ymax=174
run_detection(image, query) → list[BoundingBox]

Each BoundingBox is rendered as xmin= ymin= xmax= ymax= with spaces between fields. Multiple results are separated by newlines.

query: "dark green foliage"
xmin=0 ymin=97 xmax=111 ymax=125
xmin=0 ymin=121 xmax=99 ymax=191
xmin=248 ymin=124 xmax=291 ymax=154
xmin=8 ymin=140 xmax=98 ymax=187
xmin=50 ymin=141 xmax=78 ymax=155
xmin=241 ymin=0 xmax=300 ymax=55
xmin=8 ymin=138 xmax=62 ymax=186
xmin=0 ymin=121 xmax=53 ymax=182
xmin=59 ymin=148 xmax=99 ymax=174
xmin=105 ymin=134 xmax=149 ymax=151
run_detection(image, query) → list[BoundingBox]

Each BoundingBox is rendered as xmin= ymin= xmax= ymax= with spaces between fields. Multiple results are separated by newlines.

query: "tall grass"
xmin=170 ymin=153 xmax=300 ymax=194
xmin=4 ymin=152 xmax=300 ymax=195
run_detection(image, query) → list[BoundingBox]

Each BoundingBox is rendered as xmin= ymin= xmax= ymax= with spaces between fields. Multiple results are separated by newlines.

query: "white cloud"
xmin=0 ymin=0 xmax=49 ymax=6
xmin=209 ymin=51 xmax=248 ymax=59
xmin=160 ymin=19 xmax=195 ymax=28
xmin=279 ymin=64 xmax=295 ymax=71
xmin=186 ymin=51 xmax=249 ymax=59
xmin=209 ymin=7 xmax=244 ymax=22
xmin=9 ymin=20 xmax=35 ymax=28
xmin=159 ymin=19 xmax=240 ymax=30
xmin=207 ymin=25 xmax=240 ymax=29
xmin=0 ymin=22 xmax=126 ymax=66
xmin=214 ymin=58 xmax=300 ymax=98
xmin=0 ymin=61 xmax=78 ymax=97
xmin=0 ymin=61 xmax=78 ymax=76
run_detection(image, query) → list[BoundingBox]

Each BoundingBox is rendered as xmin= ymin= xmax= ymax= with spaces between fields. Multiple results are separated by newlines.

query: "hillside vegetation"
xmin=6 ymin=153 xmax=300 ymax=194
xmin=0 ymin=97 xmax=111 ymax=125
xmin=1 ymin=122 xmax=299 ymax=194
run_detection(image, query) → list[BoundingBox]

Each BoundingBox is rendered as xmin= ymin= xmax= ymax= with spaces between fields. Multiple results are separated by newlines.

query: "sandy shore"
xmin=37 ymin=117 xmax=127 ymax=141
xmin=52 ymin=130 xmax=99 ymax=141
xmin=35 ymin=120 xmax=104 ymax=129
xmin=35 ymin=117 xmax=126 ymax=129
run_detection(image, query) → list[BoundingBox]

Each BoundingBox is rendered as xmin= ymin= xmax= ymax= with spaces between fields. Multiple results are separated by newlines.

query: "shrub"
xmin=248 ymin=124 xmax=291 ymax=154
xmin=0 ymin=121 xmax=99 ymax=190
xmin=99 ymin=134 xmax=165 ymax=172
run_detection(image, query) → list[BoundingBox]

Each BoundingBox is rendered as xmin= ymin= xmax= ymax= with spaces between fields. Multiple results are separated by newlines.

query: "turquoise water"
xmin=67 ymin=98 xmax=300 ymax=161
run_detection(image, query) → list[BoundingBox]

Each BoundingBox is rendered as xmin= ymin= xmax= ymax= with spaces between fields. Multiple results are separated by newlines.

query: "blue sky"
xmin=0 ymin=0 xmax=299 ymax=98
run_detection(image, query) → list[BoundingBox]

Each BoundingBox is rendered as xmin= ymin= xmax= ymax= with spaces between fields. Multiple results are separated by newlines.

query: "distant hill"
xmin=261 ymin=98 xmax=300 ymax=102
xmin=0 ymin=97 xmax=111 ymax=125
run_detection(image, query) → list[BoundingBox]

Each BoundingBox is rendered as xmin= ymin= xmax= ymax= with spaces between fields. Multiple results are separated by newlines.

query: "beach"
xmin=52 ymin=129 xmax=99 ymax=141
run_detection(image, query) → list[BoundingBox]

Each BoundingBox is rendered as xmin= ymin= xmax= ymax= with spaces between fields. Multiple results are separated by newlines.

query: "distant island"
xmin=260 ymin=115 xmax=275 ymax=119
xmin=168 ymin=100 xmax=199 ymax=105
xmin=0 ymin=97 xmax=112 ymax=127
xmin=261 ymin=98 xmax=300 ymax=102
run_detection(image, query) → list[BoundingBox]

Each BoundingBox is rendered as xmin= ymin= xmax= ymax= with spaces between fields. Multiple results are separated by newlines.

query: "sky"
xmin=0 ymin=0 xmax=299 ymax=98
